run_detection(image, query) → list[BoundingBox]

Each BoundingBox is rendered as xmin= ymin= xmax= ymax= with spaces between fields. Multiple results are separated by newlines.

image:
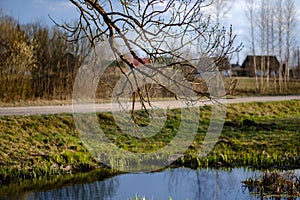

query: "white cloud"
xmin=47 ymin=1 xmax=75 ymax=12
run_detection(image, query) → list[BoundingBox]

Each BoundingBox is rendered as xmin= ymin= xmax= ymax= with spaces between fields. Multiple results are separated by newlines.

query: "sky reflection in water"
xmin=21 ymin=168 xmax=300 ymax=200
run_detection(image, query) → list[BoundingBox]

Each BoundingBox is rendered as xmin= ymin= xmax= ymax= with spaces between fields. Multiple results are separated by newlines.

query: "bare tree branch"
xmin=64 ymin=0 xmax=242 ymax=111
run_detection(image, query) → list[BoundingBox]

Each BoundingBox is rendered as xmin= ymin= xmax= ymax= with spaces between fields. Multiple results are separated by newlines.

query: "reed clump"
xmin=242 ymin=171 xmax=300 ymax=198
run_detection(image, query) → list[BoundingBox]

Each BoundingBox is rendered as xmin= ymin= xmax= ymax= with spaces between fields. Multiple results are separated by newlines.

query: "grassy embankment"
xmin=0 ymin=100 xmax=299 ymax=185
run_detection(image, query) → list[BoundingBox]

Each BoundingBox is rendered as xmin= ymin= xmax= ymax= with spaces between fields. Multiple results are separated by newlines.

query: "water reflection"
xmin=164 ymin=168 xmax=257 ymax=200
xmin=24 ymin=178 xmax=118 ymax=200
xmin=11 ymin=168 xmax=300 ymax=200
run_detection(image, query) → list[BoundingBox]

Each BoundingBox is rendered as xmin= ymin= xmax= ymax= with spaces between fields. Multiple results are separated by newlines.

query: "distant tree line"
xmin=0 ymin=15 xmax=89 ymax=102
xmin=245 ymin=0 xmax=298 ymax=93
xmin=0 ymin=15 xmax=184 ymax=103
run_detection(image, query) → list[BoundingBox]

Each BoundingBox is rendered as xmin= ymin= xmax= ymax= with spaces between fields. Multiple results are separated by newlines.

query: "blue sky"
xmin=1 ymin=0 xmax=300 ymax=64
xmin=0 ymin=0 xmax=77 ymax=25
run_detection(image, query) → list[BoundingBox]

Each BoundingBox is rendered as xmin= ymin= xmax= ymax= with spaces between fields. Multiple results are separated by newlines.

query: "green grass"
xmin=185 ymin=100 xmax=300 ymax=168
xmin=95 ymin=100 xmax=300 ymax=170
xmin=0 ymin=114 xmax=101 ymax=184
xmin=0 ymin=100 xmax=299 ymax=185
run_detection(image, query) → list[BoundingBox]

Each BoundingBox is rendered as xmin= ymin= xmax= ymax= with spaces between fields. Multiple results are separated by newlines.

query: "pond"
xmin=6 ymin=168 xmax=300 ymax=200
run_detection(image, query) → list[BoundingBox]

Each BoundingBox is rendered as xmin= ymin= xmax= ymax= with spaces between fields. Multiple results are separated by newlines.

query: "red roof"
xmin=128 ymin=58 xmax=151 ymax=67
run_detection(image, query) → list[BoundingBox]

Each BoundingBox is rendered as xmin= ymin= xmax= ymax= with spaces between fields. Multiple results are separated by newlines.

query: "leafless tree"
xmin=265 ymin=0 xmax=271 ymax=91
xmin=270 ymin=5 xmax=277 ymax=93
xmin=257 ymin=0 xmax=274 ymax=94
xmin=284 ymin=0 xmax=297 ymax=84
xmin=209 ymin=0 xmax=232 ymax=25
xmin=276 ymin=0 xmax=284 ymax=93
xmin=246 ymin=0 xmax=271 ymax=94
xmin=60 ymin=0 xmax=242 ymax=112
xmin=245 ymin=0 xmax=259 ymax=92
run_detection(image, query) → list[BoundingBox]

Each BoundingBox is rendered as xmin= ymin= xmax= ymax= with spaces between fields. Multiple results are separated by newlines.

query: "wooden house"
xmin=241 ymin=55 xmax=280 ymax=77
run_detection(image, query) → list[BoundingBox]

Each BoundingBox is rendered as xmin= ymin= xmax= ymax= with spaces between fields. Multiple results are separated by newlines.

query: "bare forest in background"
xmin=0 ymin=15 xmax=88 ymax=102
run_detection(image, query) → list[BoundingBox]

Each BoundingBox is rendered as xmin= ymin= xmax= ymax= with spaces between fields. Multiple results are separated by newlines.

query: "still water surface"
xmin=13 ymin=168 xmax=300 ymax=200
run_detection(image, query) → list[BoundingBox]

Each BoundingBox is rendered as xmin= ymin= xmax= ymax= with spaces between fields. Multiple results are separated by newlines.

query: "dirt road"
xmin=0 ymin=95 xmax=299 ymax=116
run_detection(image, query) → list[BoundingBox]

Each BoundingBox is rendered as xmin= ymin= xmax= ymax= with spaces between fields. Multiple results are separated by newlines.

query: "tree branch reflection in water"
xmin=27 ymin=178 xmax=119 ymax=200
